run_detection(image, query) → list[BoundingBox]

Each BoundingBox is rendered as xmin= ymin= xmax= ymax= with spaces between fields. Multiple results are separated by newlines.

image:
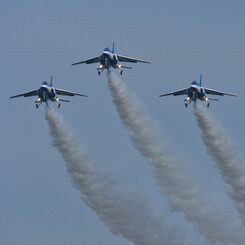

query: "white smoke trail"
xmin=193 ymin=102 xmax=245 ymax=223
xmin=107 ymin=71 xmax=245 ymax=245
xmin=45 ymin=105 xmax=189 ymax=245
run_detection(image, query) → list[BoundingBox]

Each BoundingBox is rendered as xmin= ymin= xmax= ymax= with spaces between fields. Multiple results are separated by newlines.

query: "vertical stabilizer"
xmin=199 ymin=74 xmax=202 ymax=86
xmin=50 ymin=75 xmax=53 ymax=87
xmin=112 ymin=42 xmax=115 ymax=54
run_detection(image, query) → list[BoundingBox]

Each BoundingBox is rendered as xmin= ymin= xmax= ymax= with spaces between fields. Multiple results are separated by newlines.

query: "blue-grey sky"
xmin=1 ymin=1 xmax=245 ymax=244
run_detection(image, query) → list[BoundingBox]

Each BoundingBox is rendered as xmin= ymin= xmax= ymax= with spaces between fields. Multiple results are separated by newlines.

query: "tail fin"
xmin=112 ymin=42 xmax=115 ymax=54
xmin=199 ymin=74 xmax=202 ymax=86
xmin=50 ymin=75 xmax=53 ymax=87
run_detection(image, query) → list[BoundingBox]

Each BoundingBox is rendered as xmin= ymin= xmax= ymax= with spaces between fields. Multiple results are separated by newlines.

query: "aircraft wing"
xmin=72 ymin=56 xmax=100 ymax=65
xmin=10 ymin=89 xmax=38 ymax=98
xmin=204 ymin=88 xmax=238 ymax=97
xmin=55 ymin=88 xmax=89 ymax=97
xmin=117 ymin=55 xmax=151 ymax=64
xmin=159 ymin=88 xmax=188 ymax=97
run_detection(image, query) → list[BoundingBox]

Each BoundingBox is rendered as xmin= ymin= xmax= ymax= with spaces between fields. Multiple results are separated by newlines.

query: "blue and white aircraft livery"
xmin=10 ymin=76 xmax=88 ymax=108
xmin=159 ymin=75 xmax=238 ymax=108
xmin=72 ymin=42 xmax=151 ymax=75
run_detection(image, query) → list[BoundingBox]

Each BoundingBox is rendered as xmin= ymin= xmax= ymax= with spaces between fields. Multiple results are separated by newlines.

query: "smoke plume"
xmin=193 ymin=102 xmax=245 ymax=223
xmin=45 ymin=105 xmax=188 ymax=245
xmin=107 ymin=71 xmax=245 ymax=245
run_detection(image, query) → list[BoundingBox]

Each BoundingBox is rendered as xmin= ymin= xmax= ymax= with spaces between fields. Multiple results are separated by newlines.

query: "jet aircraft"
xmin=72 ymin=43 xmax=151 ymax=75
xmin=10 ymin=76 xmax=88 ymax=108
xmin=159 ymin=75 xmax=238 ymax=108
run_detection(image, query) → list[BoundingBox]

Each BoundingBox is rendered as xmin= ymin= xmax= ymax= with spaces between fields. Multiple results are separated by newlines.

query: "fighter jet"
xmin=72 ymin=42 xmax=151 ymax=75
xmin=10 ymin=76 xmax=88 ymax=108
xmin=159 ymin=75 xmax=238 ymax=108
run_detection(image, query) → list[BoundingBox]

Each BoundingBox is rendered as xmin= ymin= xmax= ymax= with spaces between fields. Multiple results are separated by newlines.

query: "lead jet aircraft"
xmin=159 ymin=75 xmax=238 ymax=108
xmin=72 ymin=43 xmax=151 ymax=75
xmin=10 ymin=76 xmax=88 ymax=108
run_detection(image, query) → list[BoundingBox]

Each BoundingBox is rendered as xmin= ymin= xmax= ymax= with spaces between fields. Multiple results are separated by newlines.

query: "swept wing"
xmin=55 ymin=88 xmax=89 ymax=97
xmin=159 ymin=88 xmax=188 ymax=97
xmin=204 ymin=88 xmax=238 ymax=97
xmin=117 ymin=55 xmax=151 ymax=64
xmin=72 ymin=56 xmax=100 ymax=65
xmin=10 ymin=89 xmax=38 ymax=98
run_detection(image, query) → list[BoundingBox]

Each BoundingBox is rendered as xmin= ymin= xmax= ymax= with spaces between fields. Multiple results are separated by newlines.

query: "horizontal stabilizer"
xmin=121 ymin=65 xmax=133 ymax=69
xmin=208 ymin=98 xmax=219 ymax=101
xmin=59 ymin=99 xmax=70 ymax=102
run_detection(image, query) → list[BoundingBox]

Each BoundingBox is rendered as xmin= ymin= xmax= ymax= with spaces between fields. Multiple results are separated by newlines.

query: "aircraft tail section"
xmin=50 ymin=75 xmax=53 ymax=87
xmin=59 ymin=98 xmax=70 ymax=102
xmin=121 ymin=65 xmax=133 ymax=69
xmin=112 ymin=42 xmax=115 ymax=54
xmin=208 ymin=97 xmax=219 ymax=101
xmin=199 ymin=74 xmax=202 ymax=86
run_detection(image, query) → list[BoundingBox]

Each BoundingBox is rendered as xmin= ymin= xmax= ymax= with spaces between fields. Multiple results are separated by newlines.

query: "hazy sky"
xmin=1 ymin=1 xmax=245 ymax=244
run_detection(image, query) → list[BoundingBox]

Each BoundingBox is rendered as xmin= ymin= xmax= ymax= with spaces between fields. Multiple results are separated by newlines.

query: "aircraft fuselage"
xmin=184 ymin=83 xmax=209 ymax=107
xmin=99 ymin=51 xmax=119 ymax=69
xmin=37 ymin=83 xmax=58 ymax=104
xmin=188 ymin=85 xmax=206 ymax=102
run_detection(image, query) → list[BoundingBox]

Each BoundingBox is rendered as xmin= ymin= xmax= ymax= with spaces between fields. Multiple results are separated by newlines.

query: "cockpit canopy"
xmin=104 ymin=48 xmax=111 ymax=52
xmin=191 ymin=81 xmax=198 ymax=86
xmin=42 ymin=81 xmax=49 ymax=86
